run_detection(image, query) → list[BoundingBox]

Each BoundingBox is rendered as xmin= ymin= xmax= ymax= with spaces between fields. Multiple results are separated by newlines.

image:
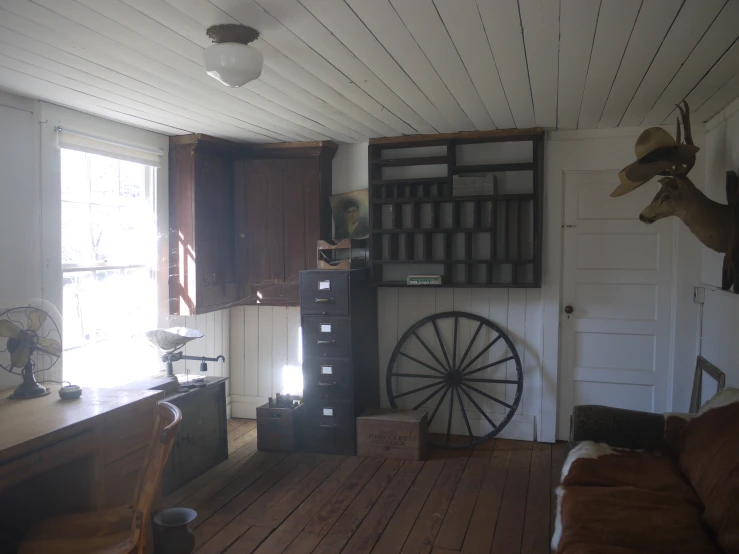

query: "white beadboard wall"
xmin=229 ymin=305 xmax=302 ymax=419
xmin=167 ymin=309 xmax=231 ymax=416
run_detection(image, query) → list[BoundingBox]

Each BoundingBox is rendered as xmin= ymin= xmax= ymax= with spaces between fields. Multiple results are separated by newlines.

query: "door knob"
xmin=564 ymin=305 xmax=574 ymax=315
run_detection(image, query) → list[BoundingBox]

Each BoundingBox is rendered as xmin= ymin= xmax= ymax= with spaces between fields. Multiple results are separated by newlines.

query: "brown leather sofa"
xmin=552 ymin=389 xmax=739 ymax=554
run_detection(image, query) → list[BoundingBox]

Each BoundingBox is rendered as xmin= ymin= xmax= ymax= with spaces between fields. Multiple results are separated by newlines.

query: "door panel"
xmin=560 ymin=171 xmax=673 ymax=437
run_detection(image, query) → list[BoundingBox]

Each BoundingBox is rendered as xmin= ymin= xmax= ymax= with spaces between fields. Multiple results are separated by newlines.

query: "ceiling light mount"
xmin=204 ymin=24 xmax=263 ymax=88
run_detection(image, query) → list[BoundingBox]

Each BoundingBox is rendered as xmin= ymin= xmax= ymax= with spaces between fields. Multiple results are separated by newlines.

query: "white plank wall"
xmin=378 ymin=288 xmax=542 ymax=441
xmin=229 ymin=306 xmax=302 ymax=418
xmin=167 ymin=309 xmax=231 ymax=415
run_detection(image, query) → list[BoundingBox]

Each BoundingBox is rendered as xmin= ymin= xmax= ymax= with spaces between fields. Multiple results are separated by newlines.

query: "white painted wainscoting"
xmin=167 ymin=309 xmax=231 ymax=415
xmin=229 ymin=306 xmax=302 ymax=419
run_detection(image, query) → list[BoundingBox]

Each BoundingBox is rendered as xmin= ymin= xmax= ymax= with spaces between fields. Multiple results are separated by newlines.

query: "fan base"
xmin=9 ymin=380 xmax=50 ymax=400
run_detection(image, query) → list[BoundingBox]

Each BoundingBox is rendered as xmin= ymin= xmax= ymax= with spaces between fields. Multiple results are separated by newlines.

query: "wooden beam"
xmin=369 ymin=128 xmax=543 ymax=145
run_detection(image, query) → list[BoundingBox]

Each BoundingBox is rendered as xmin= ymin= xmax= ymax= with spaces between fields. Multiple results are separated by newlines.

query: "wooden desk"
xmin=0 ymin=386 xmax=162 ymax=546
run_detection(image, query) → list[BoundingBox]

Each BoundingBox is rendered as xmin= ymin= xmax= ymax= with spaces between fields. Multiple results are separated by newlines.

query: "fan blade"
xmin=11 ymin=343 xmax=31 ymax=368
xmin=37 ymin=337 xmax=62 ymax=357
xmin=27 ymin=309 xmax=47 ymax=332
xmin=0 ymin=320 xmax=21 ymax=338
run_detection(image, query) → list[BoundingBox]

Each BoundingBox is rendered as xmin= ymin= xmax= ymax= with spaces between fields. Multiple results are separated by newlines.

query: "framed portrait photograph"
xmin=329 ymin=190 xmax=370 ymax=241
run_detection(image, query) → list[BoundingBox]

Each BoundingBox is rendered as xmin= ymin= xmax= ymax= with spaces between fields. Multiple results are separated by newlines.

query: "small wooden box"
xmin=356 ymin=409 xmax=428 ymax=460
xmin=256 ymin=403 xmax=304 ymax=452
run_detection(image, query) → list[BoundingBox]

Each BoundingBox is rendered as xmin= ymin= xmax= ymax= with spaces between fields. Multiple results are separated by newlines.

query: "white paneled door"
xmin=559 ymin=171 xmax=674 ymax=438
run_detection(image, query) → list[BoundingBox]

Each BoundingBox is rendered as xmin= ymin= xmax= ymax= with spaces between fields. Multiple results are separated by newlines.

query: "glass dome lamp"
xmin=204 ymin=24 xmax=263 ymax=88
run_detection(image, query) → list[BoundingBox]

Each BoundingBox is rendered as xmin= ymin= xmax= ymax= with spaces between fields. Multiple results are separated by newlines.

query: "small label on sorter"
xmin=321 ymin=365 xmax=333 ymax=374
xmin=320 ymin=324 xmax=332 ymax=333
xmin=318 ymin=280 xmax=330 ymax=290
xmin=322 ymin=408 xmax=334 ymax=417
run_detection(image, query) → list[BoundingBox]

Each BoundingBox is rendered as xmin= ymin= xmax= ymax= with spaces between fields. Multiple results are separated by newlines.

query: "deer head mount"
xmin=610 ymin=102 xmax=739 ymax=293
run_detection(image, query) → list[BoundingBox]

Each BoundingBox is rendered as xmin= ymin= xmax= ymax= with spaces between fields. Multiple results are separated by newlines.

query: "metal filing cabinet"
xmin=299 ymin=269 xmax=379 ymax=455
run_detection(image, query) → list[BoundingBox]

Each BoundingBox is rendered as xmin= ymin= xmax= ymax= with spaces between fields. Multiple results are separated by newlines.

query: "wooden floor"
xmin=162 ymin=418 xmax=568 ymax=554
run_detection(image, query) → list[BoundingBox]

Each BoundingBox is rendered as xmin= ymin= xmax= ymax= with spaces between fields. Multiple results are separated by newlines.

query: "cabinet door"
xmin=194 ymin=149 xmax=238 ymax=312
xmin=235 ymin=158 xmax=322 ymax=305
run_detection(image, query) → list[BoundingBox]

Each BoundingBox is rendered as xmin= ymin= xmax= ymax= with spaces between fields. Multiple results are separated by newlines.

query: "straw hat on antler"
xmin=611 ymin=102 xmax=699 ymax=197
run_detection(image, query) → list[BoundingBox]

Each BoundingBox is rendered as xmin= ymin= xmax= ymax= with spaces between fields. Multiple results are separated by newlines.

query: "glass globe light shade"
xmin=203 ymin=42 xmax=263 ymax=87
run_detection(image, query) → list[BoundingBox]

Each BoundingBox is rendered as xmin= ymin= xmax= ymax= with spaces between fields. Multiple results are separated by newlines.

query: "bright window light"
xmin=61 ymin=149 xmax=159 ymax=387
xmin=281 ymin=366 xmax=303 ymax=396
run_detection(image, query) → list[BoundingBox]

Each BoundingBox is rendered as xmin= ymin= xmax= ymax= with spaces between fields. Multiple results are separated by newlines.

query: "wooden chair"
xmin=18 ymin=401 xmax=182 ymax=554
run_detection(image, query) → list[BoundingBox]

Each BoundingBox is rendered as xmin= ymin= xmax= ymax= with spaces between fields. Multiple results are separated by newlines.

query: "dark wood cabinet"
xmin=300 ymin=269 xmax=379 ymax=455
xmin=234 ymin=143 xmax=335 ymax=306
xmin=169 ymin=135 xmax=239 ymax=315
xmin=160 ymin=377 xmax=228 ymax=495
xmin=169 ymin=136 xmax=336 ymax=314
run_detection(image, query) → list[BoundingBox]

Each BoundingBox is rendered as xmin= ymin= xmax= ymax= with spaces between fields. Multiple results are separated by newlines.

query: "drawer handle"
xmin=318 ymin=381 xmax=337 ymax=387
xmin=317 ymin=340 xmax=336 ymax=345
xmin=320 ymin=423 xmax=338 ymax=429
xmin=270 ymin=413 xmax=282 ymax=419
xmin=315 ymin=298 xmax=335 ymax=304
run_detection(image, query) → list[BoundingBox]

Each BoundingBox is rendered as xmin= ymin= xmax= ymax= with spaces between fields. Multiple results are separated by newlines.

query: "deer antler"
xmin=674 ymin=100 xmax=695 ymax=175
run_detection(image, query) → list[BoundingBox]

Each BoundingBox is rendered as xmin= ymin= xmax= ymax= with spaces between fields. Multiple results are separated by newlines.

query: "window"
xmin=61 ymin=149 xmax=160 ymax=387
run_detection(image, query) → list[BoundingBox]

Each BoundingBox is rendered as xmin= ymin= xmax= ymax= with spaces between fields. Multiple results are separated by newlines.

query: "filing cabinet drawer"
xmin=300 ymin=272 xmax=349 ymax=315
xmin=302 ymin=399 xmax=355 ymax=455
xmin=302 ymin=317 xmax=351 ymax=358
xmin=303 ymin=358 xmax=352 ymax=400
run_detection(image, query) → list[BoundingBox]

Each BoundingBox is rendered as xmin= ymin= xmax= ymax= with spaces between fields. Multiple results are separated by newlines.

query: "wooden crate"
xmin=356 ymin=409 xmax=428 ymax=460
xmin=256 ymin=403 xmax=303 ymax=452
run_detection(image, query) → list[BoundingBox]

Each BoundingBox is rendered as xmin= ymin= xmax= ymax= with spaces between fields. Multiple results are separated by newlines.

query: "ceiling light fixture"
xmin=204 ymin=24 xmax=263 ymax=88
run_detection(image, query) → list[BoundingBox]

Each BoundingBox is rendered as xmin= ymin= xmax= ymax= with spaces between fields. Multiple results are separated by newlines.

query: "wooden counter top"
xmin=0 ymin=386 xmax=162 ymax=464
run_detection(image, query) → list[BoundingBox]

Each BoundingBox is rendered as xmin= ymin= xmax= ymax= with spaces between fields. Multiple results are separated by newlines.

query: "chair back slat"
xmin=129 ymin=401 xmax=182 ymax=551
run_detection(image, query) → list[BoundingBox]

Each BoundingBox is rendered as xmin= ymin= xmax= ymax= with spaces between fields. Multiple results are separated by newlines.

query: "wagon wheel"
xmin=386 ymin=311 xmax=523 ymax=449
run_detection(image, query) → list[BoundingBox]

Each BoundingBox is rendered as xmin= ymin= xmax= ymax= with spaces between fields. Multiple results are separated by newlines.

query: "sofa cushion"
xmin=556 ymin=485 xmax=721 ymax=554
xmin=680 ymin=388 xmax=739 ymax=553
xmin=553 ymin=442 xmax=721 ymax=554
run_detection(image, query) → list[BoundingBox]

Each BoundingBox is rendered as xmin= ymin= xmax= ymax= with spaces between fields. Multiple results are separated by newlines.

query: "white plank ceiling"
xmin=0 ymin=0 xmax=738 ymax=142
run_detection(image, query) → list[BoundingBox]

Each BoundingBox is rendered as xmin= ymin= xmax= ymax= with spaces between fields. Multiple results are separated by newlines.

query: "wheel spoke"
xmin=455 ymin=386 xmax=474 ymax=438
xmin=413 ymin=332 xmax=450 ymax=374
xmin=395 ymin=380 xmax=445 ymax=400
xmin=412 ymin=383 xmax=446 ymax=410
xmin=427 ymin=386 xmax=450 ymax=425
xmin=432 ymin=319 xmax=453 ymax=372
xmin=456 ymin=322 xmax=483 ymax=374
xmin=462 ymin=356 xmax=515 ymax=377
xmin=398 ymin=351 xmax=447 ymax=376
xmin=446 ymin=385 xmax=454 ymax=445
xmin=461 ymin=382 xmax=514 ymax=410
xmin=459 ymin=385 xmax=497 ymax=430
xmin=391 ymin=373 xmax=444 ymax=380
xmin=452 ymin=316 xmax=458 ymax=371
xmin=463 ymin=377 xmax=520 ymax=384
xmin=459 ymin=334 xmax=502 ymax=374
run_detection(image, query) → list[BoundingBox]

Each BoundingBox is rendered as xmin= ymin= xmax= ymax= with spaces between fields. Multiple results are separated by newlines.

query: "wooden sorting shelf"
xmin=368 ymin=131 xmax=543 ymax=288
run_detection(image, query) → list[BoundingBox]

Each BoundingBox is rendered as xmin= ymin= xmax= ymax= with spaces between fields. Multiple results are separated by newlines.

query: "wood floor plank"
xmin=229 ymin=424 xmax=260 ymax=454
xmin=461 ymin=443 xmax=511 ymax=554
xmin=284 ymin=531 xmax=322 ymax=554
xmin=228 ymin=419 xmax=246 ymax=432
xmin=342 ymin=460 xmax=425 ymax=554
xmin=521 ymin=443 xmax=552 ymax=554
xmin=164 ymin=428 xmax=259 ymax=508
xmin=228 ymin=419 xmax=257 ymax=442
xmin=434 ymin=448 xmax=493 ymax=550
xmin=312 ymin=459 xmax=404 ymax=554
xmin=256 ymin=455 xmax=348 ymax=530
xmin=192 ymin=451 xmax=288 ymax=528
xmin=303 ymin=457 xmax=384 ymax=536
xmin=490 ymin=440 xmax=533 ymax=554
xmin=550 ymin=442 xmax=568 ymax=538
xmin=401 ymin=457 xmax=468 ymax=554
xmin=370 ymin=459 xmax=445 ymax=554
xmin=254 ymin=457 xmax=366 ymax=554
xmin=196 ymin=455 xmax=324 ymax=554
xmin=223 ymin=525 xmax=272 ymax=554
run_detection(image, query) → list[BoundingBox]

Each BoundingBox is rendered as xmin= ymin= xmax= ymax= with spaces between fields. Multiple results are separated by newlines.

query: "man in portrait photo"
xmin=335 ymin=199 xmax=369 ymax=240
